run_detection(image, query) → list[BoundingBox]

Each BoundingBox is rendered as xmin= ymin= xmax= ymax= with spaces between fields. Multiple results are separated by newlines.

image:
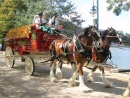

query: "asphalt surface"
xmin=0 ymin=52 xmax=129 ymax=98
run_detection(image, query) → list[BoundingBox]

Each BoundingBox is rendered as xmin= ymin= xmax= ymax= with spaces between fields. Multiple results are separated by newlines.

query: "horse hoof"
xmin=69 ymin=82 xmax=76 ymax=86
xmin=87 ymin=75 xmax=94 ymax=82
xmin=87 ymin=80 xmax=93 ymax=82
xmin=87 ymin=78 xmax=94 ymax=82
xmin=104 ymin=82 xmax=112 ymax=88
xmin=105 ymin=85 xmax=111 ymax=88
xmin=82 ymin=89 xmax=92 ymax=93
xmin=80 ymin=87 xmax=93 ymax=93
xmin=56 ymin=72 xmax=62 ymax=80
xmin=51 ymin=78 xmax=58 ymax=83
xmin=69 ymin=79 xmax=76 ymax=86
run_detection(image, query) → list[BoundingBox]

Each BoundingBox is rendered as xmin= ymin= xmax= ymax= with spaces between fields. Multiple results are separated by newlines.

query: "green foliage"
xmin=19 ymin=0 xmax=49 ymax=25
xmin=0 ymin=0 xmax=27 ymax=43
xmin=47 ymin=0 xmax=84 ymax=30
xmin=106 ymin=0 xmax=130 ymax=16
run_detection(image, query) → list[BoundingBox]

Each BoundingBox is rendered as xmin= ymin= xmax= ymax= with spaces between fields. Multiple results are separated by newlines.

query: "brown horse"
xmin=49 ymin=26 xmax=102 ymax=92
xmin=87 ymin=27 xmax=122 ymax=87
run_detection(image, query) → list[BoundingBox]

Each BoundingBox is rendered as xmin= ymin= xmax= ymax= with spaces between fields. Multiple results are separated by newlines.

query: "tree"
xmin=0 ymin=0 xmax=3 ymax=6
xmin=0 ymin=0 xmax=27 ymax=43
xmin=106 ymin=0 xmax=130 ymax=16
xmin=47 ymin=0 xmax=84 ymax=31
xmin=18 ymin=0 xmax=49 ymax=25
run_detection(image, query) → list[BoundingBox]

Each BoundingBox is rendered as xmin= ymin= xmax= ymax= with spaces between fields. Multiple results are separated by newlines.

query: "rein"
xmin=102 ymin=35 xmax=119 ymax=46
xmin=92 ymin=34 xmax=117 ymax=62
xmin=102 ymin=35 xmax=119 ymax=38
xmin=77 ymin=37 xmax=92 ymax=48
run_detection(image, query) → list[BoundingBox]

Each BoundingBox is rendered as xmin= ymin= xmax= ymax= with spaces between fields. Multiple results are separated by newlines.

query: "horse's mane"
xmin=78 ymin=26 xmax=92 ymax=40
xmin=101 ymin=30 xmax=108 ymax=40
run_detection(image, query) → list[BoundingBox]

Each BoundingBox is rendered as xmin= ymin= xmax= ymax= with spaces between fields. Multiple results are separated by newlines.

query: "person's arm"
xmin=41 ymin=19 xmax=48 ymax=26
xmin=35 ymin=18 xmax=42 ymax=26
xmin=48 ymin=18 xmax=52 ymax=27
xmin=49 ymin=17 xmax=55 ymax=27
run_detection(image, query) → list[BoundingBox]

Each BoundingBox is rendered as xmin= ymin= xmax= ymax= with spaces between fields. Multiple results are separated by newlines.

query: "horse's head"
xmin=86 ymin=26 xmax=102 ymax=48
xmin=102 ymin=27 xmax=122 ymax=44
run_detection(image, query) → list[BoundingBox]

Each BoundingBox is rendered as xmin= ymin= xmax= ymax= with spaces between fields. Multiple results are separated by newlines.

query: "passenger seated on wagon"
xmin=34 ymin=12 xmax=59 ymax=35
xmin=33 ymin=11 xmax=48 ymax=24
xmin=34 ymin=13 xmax=49 ymax=32
xmin=32 ymin=15 xmax=39 ymax=24
xmin=48 ymin=14 xmax=62 ymax=34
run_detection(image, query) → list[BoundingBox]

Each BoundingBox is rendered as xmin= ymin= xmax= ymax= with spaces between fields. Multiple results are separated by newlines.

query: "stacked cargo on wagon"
xmin=4 ymin=24 xmax=65 ymax=75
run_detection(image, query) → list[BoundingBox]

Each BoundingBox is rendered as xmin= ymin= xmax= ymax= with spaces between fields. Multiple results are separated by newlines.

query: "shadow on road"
xmin=0 ymin=56 xmax=127 ymax=98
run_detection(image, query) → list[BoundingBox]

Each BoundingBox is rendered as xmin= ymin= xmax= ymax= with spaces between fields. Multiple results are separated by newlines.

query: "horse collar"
xmin=75 ymin=38 xmax=85 ymax=52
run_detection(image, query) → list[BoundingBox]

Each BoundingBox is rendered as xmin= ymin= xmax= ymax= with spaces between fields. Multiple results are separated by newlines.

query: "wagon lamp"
xmin=89 ymin=0 xmax=99 ymax=29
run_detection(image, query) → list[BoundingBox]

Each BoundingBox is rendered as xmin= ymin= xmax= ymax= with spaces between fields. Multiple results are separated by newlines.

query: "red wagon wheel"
xmin=5 ymin=46 xmax=15 ymax=68
xmin=25 ymin=57 xmax=35 ymax=75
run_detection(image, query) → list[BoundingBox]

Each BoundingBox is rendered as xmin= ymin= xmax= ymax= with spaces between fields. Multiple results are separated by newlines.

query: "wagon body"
xmin=4 ymin=24 xmax=65 ymax=55
xmin=4 ymin=24 xmax=66 ymax=75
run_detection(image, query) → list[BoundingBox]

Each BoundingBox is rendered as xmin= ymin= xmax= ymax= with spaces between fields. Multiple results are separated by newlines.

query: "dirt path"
xmin=0 ymin=52 xmax=129 ymax=98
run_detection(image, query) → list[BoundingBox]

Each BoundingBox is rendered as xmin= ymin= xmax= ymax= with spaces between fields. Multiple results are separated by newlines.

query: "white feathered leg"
xmin=79 ymin=75 xmax=92 ymax=92
xmin=69 ymin=68 xmax=78 ymax=86
xmin=87 ymin=72 xmax=94 ymax=82
xmin=71 ymin=63 xmax=78 ymax=77
xmin=87 ymin=65 xmax=98 ymax=82
xmin=50 ymin=63 xmax=58 ymax=83
xmin=56 ymin=63 xmax=62 ymax=80
xmin=71 ymin=63 xmax=75 ymax=73
xmin=102 ymin=73 xmax=111 ymax=87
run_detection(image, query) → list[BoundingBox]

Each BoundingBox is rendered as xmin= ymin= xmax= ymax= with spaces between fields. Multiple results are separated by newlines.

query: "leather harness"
xmin=51 ymin=37 xmax=92 ymax=64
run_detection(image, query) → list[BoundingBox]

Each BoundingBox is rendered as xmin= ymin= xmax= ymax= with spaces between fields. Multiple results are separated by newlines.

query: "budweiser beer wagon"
xmin=4 ymin=24 xmax=65 ymax=75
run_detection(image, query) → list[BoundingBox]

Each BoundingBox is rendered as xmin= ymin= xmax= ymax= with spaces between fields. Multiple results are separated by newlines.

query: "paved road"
xmin=0 ymin=52 xmax=129 ymax=98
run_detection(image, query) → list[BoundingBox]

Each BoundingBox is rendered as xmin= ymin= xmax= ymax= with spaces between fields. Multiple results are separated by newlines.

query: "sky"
xmin=70 ymin=0 xmax=130 ymax=34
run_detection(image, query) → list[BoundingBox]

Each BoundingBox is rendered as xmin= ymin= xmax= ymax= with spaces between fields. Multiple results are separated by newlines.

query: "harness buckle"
xmin=79 ymin=49 xmax=85 ymax=53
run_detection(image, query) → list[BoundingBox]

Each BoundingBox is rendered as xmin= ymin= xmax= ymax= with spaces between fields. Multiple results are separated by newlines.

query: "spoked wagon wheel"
xmin=5 ymin=46 xmax=15 ymax=68
xmin=25 ymin=57 xmax=35 ymax=75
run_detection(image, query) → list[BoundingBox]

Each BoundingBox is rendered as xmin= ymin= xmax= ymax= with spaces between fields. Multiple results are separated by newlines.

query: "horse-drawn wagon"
xmin=4 ymin=24 xmax=66 ymax=75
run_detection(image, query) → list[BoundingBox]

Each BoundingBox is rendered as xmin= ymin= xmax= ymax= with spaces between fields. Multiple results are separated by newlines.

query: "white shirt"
xmin=35 ymin=18 xmax=47 ymax=28
xmin=32 ymin=15 xmax=39 ymax=23
xmin=49 ymin=17 xmax=58 ymax=28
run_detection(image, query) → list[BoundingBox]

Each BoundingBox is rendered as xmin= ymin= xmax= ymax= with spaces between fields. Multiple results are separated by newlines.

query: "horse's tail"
xmin=49 ymin=40 xmax=56 ymax=57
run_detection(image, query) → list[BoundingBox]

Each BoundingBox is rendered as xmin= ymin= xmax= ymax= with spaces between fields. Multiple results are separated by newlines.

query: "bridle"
xmin=88 ymin=27 xmax=102 ymax=49
xmin=93 ymin=28 xmax=122 ymax=61
xmin=103 ymin=28 xmax=122 ymax=46
xmin=76 ymin=27 xmax=102 ymax=49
